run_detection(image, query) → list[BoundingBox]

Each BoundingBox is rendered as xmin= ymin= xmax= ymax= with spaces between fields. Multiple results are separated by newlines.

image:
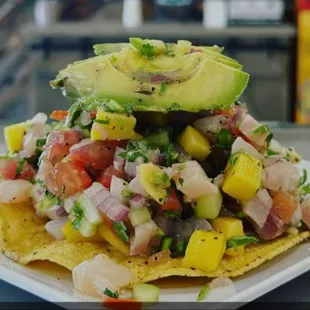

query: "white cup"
xmin=203 ymin=0 xmax=228 ymax=29
xmin=122 ymin=0 xmax=143 ymax=29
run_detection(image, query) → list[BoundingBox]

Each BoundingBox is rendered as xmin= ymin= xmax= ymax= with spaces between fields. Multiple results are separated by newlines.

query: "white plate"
xmin=1 ymin=161 xmax=310 ymax=308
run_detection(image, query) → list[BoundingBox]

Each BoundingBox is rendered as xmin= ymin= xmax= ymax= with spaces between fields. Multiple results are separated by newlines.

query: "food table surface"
xmin=0 ymin=123 xmax=309 ymax=307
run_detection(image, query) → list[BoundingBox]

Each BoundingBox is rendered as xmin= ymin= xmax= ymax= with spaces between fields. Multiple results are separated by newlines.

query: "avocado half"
xmin=50 ymin=38 xmax=250 ymax=113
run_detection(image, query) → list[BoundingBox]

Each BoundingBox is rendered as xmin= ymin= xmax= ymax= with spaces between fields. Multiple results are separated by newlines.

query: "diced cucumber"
xmin=77 ymin=194 xmax=102 ymax=225
xmin=128 ymin=207 xmax=151 ymax=227
xmin=143 ymin=129 xmax=170 ymax=149
xmin=194 ymin=190 xmax=223 ymax=219
xmin=79 ymin=217 xmax=97 ymax=237
xmin=132 ymin=284 xmax=160 ymax=303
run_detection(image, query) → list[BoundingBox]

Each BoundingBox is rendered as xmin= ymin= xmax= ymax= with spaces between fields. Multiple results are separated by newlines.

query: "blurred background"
xmin=0 ymin=0 xmax=309 ymax=128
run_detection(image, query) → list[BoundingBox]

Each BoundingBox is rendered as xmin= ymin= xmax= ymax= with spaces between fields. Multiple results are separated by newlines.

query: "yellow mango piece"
xmin=139 ymin=163 xmax=170 ymax=204
xmin=222 ymin=153 xmax=262 ymax=201
xmin=212 ymin=217 xmax=244 ymax=257
xmin=4 ymin=122 xmax=27 ymax=153
xmin=99 ymin=224 xmax=129 ymax=256
xmin=91 ymin=109 xmax=136 ymax=141
xmin=62 ymin=222 xmax=102 ymax=242
xmin=177 ymin=126 xmax=211 ymax=161
xmin=182 ymin=230 xmax=226 ymax=272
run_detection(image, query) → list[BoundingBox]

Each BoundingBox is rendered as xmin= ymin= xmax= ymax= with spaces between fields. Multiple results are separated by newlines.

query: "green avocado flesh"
xmin=51 ymin=38 xmax=250 ymax=113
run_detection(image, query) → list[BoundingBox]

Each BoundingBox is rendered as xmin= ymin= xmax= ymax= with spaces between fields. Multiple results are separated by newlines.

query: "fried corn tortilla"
xmin=0 ymin=203 xmax=309 ymax=284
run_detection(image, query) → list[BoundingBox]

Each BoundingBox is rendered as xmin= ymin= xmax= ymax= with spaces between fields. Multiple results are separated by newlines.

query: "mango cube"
xmin=222 ymin=153 xmax=262 ymax=201
xmin=91 ymin=109 xmax=136 ymax=140
xmin=178 ymin=126 xmax=211 ymax=161
xmin=212 ymin=217 xmax=244 ymax=257
xmin=62 ymin=221 xmax=102 ymax=242
xmin=182 ymin=230 xmax=226 ymax=272
xmin=4 ymin=122 xmax=27 ymax=153
xmin=99 ymin=224 xmax=129 ymax=256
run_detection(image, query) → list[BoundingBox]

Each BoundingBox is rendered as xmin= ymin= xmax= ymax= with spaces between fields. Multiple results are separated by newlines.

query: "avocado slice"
xmin=51 ymin=40 xmax=249 ymax=113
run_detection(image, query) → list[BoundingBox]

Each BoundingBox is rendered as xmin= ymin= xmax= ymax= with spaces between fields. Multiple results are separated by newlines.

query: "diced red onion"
xmin=210 ymin=278 xmax=234 ymax=290
xmin=213 ymin=174 xmax=224 ymax=187
xmin=232 ymin=104 xmax=247 ymax=125
xmin=31 ymin=183 xmax=45 ymax=204
xmin=255 ymin=213 xmax=286 ymax=240
xmin=45 ymin=217 xmax=68 ymax=240
xmin=110 ymin=176 xmax=127 ymax=203
xmin=97 ymin=195 xmax=129 ymax=222
xmin=130 ymin=220 xmax=158 ymax=256
xmin=113 ymin=147 xmax=126 ymax=171
xmin=45 ymin=205 xmax=66 ymax=220
xmin=264 ymin=161 xmax=300 ymax=192
xmin=124 ymin=157 xmax=144 ymax=178
xmin=153 ymin=215 xmax=175 ymax=235
xmin=243 ymin=189 xmax=272 ymax=228
xmin=231 ymin=137 xmax=263 ymax=160
xmin=190 ymin=48 xmax=202 ymax=53
xmin=129 ymin=194 xmax=146 ymax=209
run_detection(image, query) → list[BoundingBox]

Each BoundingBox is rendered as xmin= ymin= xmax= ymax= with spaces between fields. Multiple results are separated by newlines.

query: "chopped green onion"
xmin=175 ymin=240 xmax=187 ymax=256
xmin=36 ymin=138 xmax=46 ymax=148
xmin=235 ymin=211 xmax=247 ymax=219
xmin=226 ymin=235 xmax=259 ymax=249
xmin=252 ymin=124 xmax=270 ymax=135
xmin=112 ymin=221 xmax=129 ymax=243
xmin=299 ymin=169 xmax=308 ymax=186
xmin=161 ymin=236 xmax=173 ymax=251
xmin=104 ymin=288 xmax=119 ymax=299
xmin=266 ymin=149 xmax=279 ymax=156
xmin=71 ymin=201 xmax=84 ymax=230
xmin=197 ymin=284 xmax=210 ymax=301
xmin=159 ymin=82 xmax=168 ymax=96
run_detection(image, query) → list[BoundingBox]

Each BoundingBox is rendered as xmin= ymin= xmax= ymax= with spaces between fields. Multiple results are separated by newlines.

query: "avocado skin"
xmin=51 ymin=48 xmax=249 ymax=113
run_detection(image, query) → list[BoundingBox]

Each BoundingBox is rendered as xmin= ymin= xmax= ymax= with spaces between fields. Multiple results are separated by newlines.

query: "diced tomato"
xmin=46 ymin=129 xmax=82 ymax=147
xmin=103 ymin=297 xmax=142 ymax=310
xmin=0 ymin=159 xmax=17 ymax=180
xmin=69 ymin=140 xmax=120 ymax=170
xmin=49 ymin=110 xmax=68 ymax=121
xmin=16 ymin=162 xmax=36 ymax=180
xmin=96 ymin=165 xmax=124 ymax=188
xmin=271 ymin=191 xmax=298 ymax=224
xmin=46 ymin=160 xmax=92 ymax=198
xmin=161 ymin=188 xmax=182 ymax=211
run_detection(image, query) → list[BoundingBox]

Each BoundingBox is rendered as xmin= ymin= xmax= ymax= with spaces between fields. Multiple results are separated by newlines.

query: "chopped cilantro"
xmin=197 ymin=284 xmax=210 ymax=302
xmin=300 ymin=184 xmax=310 ymax=195
xmin=151 ymin=171 xmax=170 ymax=187
xmin=226 ymin=235 xmax=259 ymax=249
xmin=163 ymin=144 xmax=179 ymax=166
xmin=252 ymin=124 xmax=270 ymax=135
xmin=165 ymin=44 xmax=175 ymax=57
xmin=16 ymin=158 xmax=25 ymax=175
xmin=163 ymin=210 xmax=179 ymax=219
xmin=36 ymin=179 xmax=44 ymax=186
xmin=36 ymin=138 xmax=46 ymax=148
xmin=140 ymin=43 xmax=154 ymax=59
xmin=168 ymin=102 xmax=180 ymax=111
xmin=127 ymin=150 xmax=148 ymax=163
xmin=71 ymin=202 xmax=84 ymax=230
xmin=229 ymin=153 xmax=239 ymax=166
xmin=215 ymin=128 xmax=234 ymax=148
xmin=104 ymin=288 xmax=119 ymax=299
xmin=94 ymin=118 xmax=110 ymax=125
xmin=179 ymin=178 xmax=184 ymax=186
xmin=299 ymin=169 xmax=307 ymax=186
xmin=118 ymin=152 xmax=127 ymax=159
xmin=159 ymin=82 xmax=168 ymax=96
xmin=266 ymin=133 xmax=273 ymax=146
xmin=112 ymin=221 xmax=129 ymax=243
xmin=124 ymin=104 xmax=133 ymax=115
